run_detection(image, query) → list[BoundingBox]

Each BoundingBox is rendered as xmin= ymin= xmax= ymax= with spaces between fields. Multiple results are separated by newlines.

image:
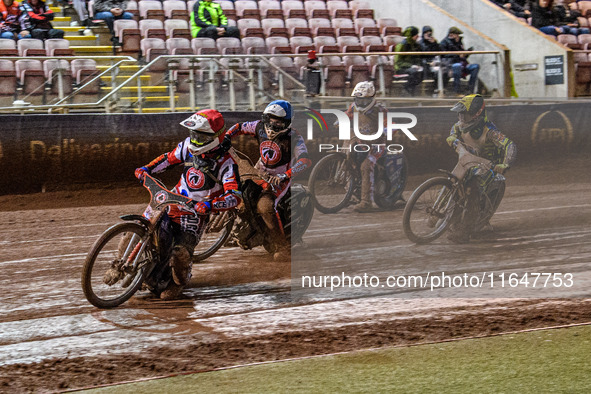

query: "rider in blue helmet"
xmin=225 ymin=100 xmax=311 ymax=260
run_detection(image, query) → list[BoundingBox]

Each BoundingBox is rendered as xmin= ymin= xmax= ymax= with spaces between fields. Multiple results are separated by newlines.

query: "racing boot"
xmin=160 ymin=282 xmax=184 ymax=300
xmin=169 ymin=245 xmax=192 ymax=287
xmin=353 ymin=160 xmax=374 ymax=213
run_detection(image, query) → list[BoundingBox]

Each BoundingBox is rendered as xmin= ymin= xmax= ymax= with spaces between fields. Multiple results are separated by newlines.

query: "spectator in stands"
xmin=394 ymin=26 xmax=424 ymax=96
xmin=529 ymin=0 xmax=587 ymax=35
xmin=491 ymin=0 xmax=531 ymax=19
xmin=20 ymin=0 xmax=64 ymax=40
xmin=190 ymin=0 xmax=239 ymax=40
xmin=0 ymin=0 xmax=29 ymax=39
xmin=440 ymin=26 xmax=480 ymax=95
xmin=93 ymin=0 xmax=133 ymax=44
xmin=71 ymin=0 xmax=92 ymax=28
xmin=554 ymin=1 xmax=589 ymax=35
xmin=418 ymin=25 xmax=441 ymax=86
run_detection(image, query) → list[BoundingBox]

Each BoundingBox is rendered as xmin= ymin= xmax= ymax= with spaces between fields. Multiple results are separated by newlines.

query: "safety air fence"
xmin=0 ymin=102 xmax=588 ymax=194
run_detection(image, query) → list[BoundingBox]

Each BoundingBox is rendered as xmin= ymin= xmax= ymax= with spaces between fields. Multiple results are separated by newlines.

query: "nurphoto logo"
xmin=305 ymin=108 xmax=418 ymax=153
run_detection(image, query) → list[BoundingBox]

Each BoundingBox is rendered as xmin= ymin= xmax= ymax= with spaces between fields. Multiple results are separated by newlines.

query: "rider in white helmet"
xmin=347 ymin=81 xmax=389 ymax=212
xmin=125 ymin=109 xmax=242 ymax=299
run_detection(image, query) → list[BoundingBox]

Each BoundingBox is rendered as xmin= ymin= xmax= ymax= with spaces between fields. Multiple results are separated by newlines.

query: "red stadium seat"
xmin=140 ymin=38 xmax=168 ymax=71
xmin=285 ymin=18 xmax=311 ymax=37
xmin=327 ymin=1 xmax=351 ymax=19
xmin=45 ymin=39 xmax=74 ymax=57
xmin=216 ymin=37 xmax=243 ymax=55
xmin=163 ymin=0 xmax=189 ymax=21
xmin=139 ymin=19 xmax=166 ymax=41
xmin=262 ymin=19 xmax=289 ymax=38
xmin=70 ymin=59 xmax=100 ymax=93
xmin=139 ymin=0 xmax=165 ymax=22
xmin=259 ymin=0 xmax=283 ymax=19
xmin=191 ymin=37 xmax=218 ymax=54
xmin=43 ymin=59 xmax=73 ymax=98
xmin=282 ymin=0 xmax=306 ymax=19
xmin=234 ymin=0 xmax=260 ymax=19
xmin=0 ymin=39 xmax=17 ymax=56
xmin=15 ymin=59 xmax=45 ymax=96
xmin=164 ymin=19 xmax=191 ymax=40
xmin=0 ymin=59 xmax=17 ymax=96
xmin=114 ymin=19 xmax=141 ymax=52
xmin=18 ymin=39 xmax=45 ymax=57
xmin=242 ymin=36 xmax=267 ymax=54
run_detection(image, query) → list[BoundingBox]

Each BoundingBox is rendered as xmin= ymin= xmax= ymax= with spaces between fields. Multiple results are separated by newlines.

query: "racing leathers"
xmin=445 ymin=117 xmax=517 ymax=241
xmin=139 ymin=137 xmax=241 ymax=290
xmin=226 ymin=120 xmax=311 ymax=253
xmin=345 ymin=102 xmax=389 ymax=212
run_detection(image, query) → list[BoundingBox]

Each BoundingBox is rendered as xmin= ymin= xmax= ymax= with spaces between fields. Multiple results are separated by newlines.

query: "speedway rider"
xmin=225 ymin=100 xmax=311 ymax=260
xmin=446 ymin=94 xmax=516 ymax=243
xmin=111 ymin=109 xmax=242 ymax=300
xmin=346 ymin=81 xmax=390 ymax=213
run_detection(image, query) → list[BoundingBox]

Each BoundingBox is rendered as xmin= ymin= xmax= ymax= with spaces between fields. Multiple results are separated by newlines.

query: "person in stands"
xmin=190 ymin=0 xmax=239 ymax=40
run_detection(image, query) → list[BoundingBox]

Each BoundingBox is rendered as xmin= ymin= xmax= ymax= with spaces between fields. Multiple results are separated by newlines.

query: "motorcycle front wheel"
xmin=308 ymin=153 xmax=355 ymax=214
xmin=82 ymin=222 xmax=151 ymax=308
xmin=193 ymin=211 xmax=236 ymax=261
xmin=402 ymin=177 xmax=457 ymax=244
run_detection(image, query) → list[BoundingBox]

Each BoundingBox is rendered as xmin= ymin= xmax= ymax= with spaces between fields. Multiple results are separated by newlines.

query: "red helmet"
xmin=180 ymin=109 xmax=226 ymax=155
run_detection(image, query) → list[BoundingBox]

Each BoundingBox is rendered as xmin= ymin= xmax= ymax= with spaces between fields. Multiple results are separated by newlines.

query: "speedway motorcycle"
xmin=402 ymin=141 xmax=505 ymax=244
xmin=81 ymin=174 xmax=234 ymax=308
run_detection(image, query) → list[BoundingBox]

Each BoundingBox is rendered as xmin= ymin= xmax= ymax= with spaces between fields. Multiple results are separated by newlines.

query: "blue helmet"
xmin=262 ymin=100 xmax=293 ymax=138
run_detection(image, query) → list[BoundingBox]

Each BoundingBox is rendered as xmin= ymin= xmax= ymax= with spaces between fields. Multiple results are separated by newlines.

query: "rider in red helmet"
xmin=126 ymin=109 xmax=242 ymax=300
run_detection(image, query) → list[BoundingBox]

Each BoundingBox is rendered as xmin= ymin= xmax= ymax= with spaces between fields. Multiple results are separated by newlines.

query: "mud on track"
xmin=0 ymin=155 xmax=590 ymax=393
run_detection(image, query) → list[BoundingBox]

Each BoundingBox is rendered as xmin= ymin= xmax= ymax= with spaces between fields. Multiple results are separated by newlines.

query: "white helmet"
xmin=262 ymin=100 xmax=293 ymax=139
xmin=180 ymin=109 xmax=226 ymax=156
xmin=351 ymin=81 xmax=376 ymax=113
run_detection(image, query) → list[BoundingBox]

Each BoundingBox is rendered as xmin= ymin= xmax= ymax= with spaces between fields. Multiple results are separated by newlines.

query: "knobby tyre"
xmin=82 ymin=222 xmax=150 ymax=308
xmin=402 ymin=177 xmax=456 ymax=244
xmin=308 ymin=153 xmax=354 ymax=214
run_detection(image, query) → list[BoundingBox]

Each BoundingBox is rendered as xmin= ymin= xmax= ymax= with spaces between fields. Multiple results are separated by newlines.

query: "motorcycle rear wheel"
xmin=309 ymin=153 xmax=355 ymax=214
xmin=82 ymin=222 xmax=151 ymax=308
xmin=402 ymin=177 xmax=456 ymax=244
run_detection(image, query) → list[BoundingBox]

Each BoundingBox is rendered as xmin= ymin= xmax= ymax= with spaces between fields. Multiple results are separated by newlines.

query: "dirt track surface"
xmin=0 ymin=155 xmax=590 ymax=393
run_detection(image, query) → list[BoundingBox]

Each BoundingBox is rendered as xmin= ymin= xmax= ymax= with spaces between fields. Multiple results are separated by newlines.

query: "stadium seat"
xmin=265 ymin=36 xmax=290 ymax=53
xmin=114 ymin=19 xmax=141 ymax=52
xmin=383 ymin=35 xmax=405 ymax=51
xmin=327 ymin=1 xmax=352 ymax=19
xmin=349 ymin=0 xmax=371 ymax=14
xmin=377 ymin=18 xmax=400 ymax=36
xmin=322 ymin=55 xmax=347 ymax=95
xmin=262 ymin=19 xmax=289 ymax=38
xmin=369 ymin=54 xmax=394 ymax=92
xmin=216 ymin=37 xmax=243 ymax=55
xmin=304 ymin=1 xmax=329 ymax=19
xmin=308 ymin=18 xmax=335 ymax=38
xmin=139 ymin=0 xmax=165 ymax=22
xmin=234 ymin=0 xmax=260 ymax=19
xmin=216 ymin=0 xmax=237 ymax=20
xmin=70 ymin=59 xmax=100 ymax=93
xmin=259 ymin=0 xmax=283 ymax=19
xmin=355 ymin=8 xmax=374 ymax=19
xmin=242 ymin=36 xmax=267 ymax=54
xmin=166 ymin=37 xmax=193 ymax=55
xmin=17 ymin=39 xmax=45 ymax=57
xmin=575 ymin=61 xmax=591 ymax=95
xmin=15 ymin=59 xmax=45 ymax=96
xmin=164 ymin=19 xmax=191 ymax=40
xmin=579 ymin=1 xmax=591 ymax=17
xmin=285 ymin=18 xmax=311 ymax=37
xmin=237 ymin=18 xmax=263 ymax=38
xmin=344 ymin=55 xmax=371 ymax=86
xmin=337 ymin=36 xmax=361 ymax=52
xmin=45 ymin=39 xmax=74 ymax=57
xmin=574 ymin=51 xmax=589 ymax=63
xmin=355 ymin=18 xmax=377 ymax=35
xmin=578 ymin=33 xmax=591 ymax=47
xmin=163 ymin=0 xmax=189 ymax=21
xmin=332 ymin=18 xmax=354 ymax=31
xmin=43 ymin=59 xmax=73 ymax=98
xmin=361 ymin=36 xmax=384 ymax=51
xmin=0 ymin=59 xmax=17 ymax=96
xmin=557 ymin=34 xmax=578 ymax=48
xmin=269 ymin=56 xmax=301 ymax=88
xmin=191 ymin=37 xmax=218 ymax=54
xmin=313 ymin=36 xmax=337 ymax=52
xmin=290 ymin=36 xmax=314 ymax=53
xmin=140 ymin=19 xmax=167 ymax=41
xmin=140 ymin=38 xmax=168 ymax=71
xmin=0 ymin=39 xmax=17 ymax=56
xmin=282 ymin=0 xmax=306 ymax=19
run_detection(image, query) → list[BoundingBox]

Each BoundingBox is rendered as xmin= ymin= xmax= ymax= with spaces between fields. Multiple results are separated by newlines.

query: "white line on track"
xmin=0 ymin=253 xmax=87 ymax=266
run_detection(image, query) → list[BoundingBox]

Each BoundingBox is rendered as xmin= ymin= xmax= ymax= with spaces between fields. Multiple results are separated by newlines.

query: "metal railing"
xmin=0 ymin=50 xmax=506 ymax=114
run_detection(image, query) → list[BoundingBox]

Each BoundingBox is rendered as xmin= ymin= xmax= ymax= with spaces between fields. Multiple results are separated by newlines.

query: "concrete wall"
xmin=366 ymin=0 xmax=510 ymax=96
xmin=428 ymin=0 xmax=573 ymax=98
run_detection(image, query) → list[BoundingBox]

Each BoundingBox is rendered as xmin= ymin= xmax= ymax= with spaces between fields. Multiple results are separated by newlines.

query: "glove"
xmin=219 ymin=135 xmax=232 ymax=152
xmin=446 ymin=135 xmax=459 ymax=148
xmin=135 ymin=166 xmax=149 ymax=180
xmin=494 ymin=164 xmax=509 ymax=174
xmin=194 ymin=201 xmax=211 ymax=215
xmin=267 ymin=173 xmax=288 ymax=185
